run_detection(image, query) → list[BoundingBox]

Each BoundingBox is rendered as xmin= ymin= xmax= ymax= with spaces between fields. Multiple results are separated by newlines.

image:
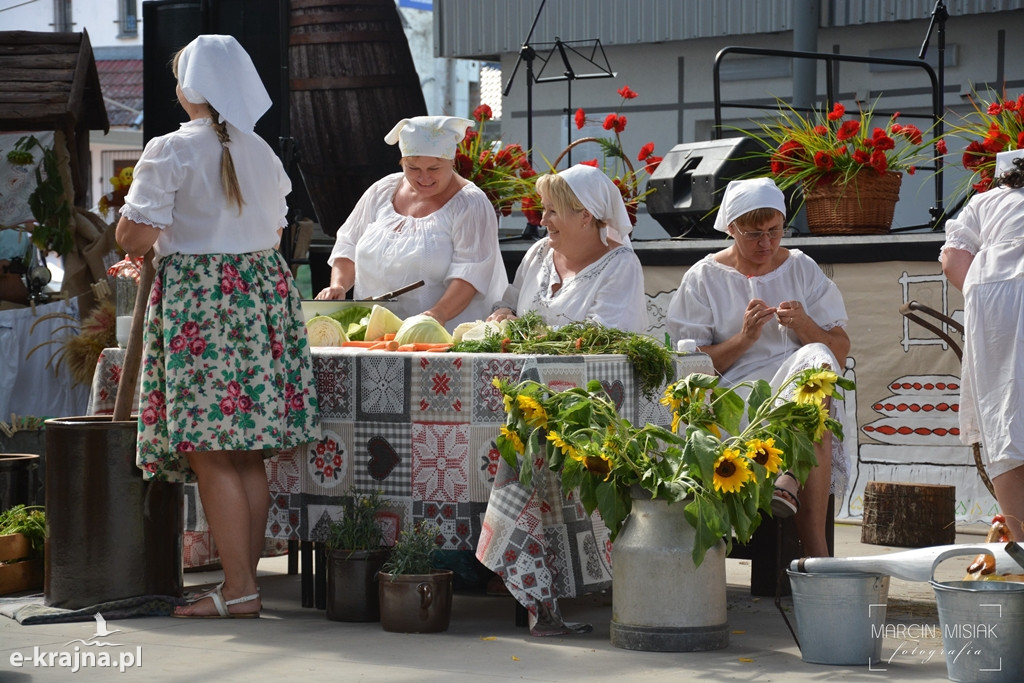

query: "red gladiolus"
xmin=813 ymin=151 xmax=834 ymax=170
xmin=611 ymin=115 xmax=627 ymax=133
xmin=813 ymin=125 xmax=828 ymax=136
xmin=827 ymin=102 xmax=846 ymax=121
xmin=617 ymin=85 xmax=638 ymax=100
xmin=770 ymin=140 xmax=807 ymax=176
xmin=603 ymin=113 xmax=617 ymax=131
xmin=575 ymin=108 xmax=586 ymax=130
xmin=473 ymin=104 xmax=493 ymax=122
xmin=1018 ymin=131 xmax=1024 ymax=148
xmin=521 ymin=196 xmax=542 ymax=225
xmin=836 ymin=120 xmax=860 ymax=141
xmin=637 ymin=142 xmax=655 ymax=161
xmin=891 ymin=111 xmax=901 ymax=121
xmin=870 ymin=149 xmax=889 ymax=173
xmin=988 ymin=102 xmax=1003 ymax=115
xmin=581 ymin=159 xmax=600 ymax=168
xmin=936 ymin=139 xmax=948 ymax=155
xmin=644 ymin=155 xmax=663 ymax=173
xmin=962 ymin=140 xmax=987 ymax=170
xmin=871 ymin=128 xmax=896 ymax=151
xmin=852 ymin=149 xmax=871 ymax=165
xmin=907 ymin=166 xmax=916 ymax=175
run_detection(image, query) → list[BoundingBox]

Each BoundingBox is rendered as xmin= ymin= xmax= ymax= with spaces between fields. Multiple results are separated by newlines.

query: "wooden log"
xmin=861 ymin=481 xmax=956 ymax=547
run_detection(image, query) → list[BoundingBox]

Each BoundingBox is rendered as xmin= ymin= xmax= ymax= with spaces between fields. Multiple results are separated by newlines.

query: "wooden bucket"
xmin=289 ymin=0 xmax=427 ymax=237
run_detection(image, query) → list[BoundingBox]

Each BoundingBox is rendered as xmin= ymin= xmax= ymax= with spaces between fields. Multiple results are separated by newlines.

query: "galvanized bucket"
xmin=930 ymin=579 xmax=1024 ymax=682
xmin=787 ymin=570 xmax=890 ymax=665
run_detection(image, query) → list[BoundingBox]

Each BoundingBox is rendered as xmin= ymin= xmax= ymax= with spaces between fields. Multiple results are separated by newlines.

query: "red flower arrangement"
xmin=747 ymin=99 xmax=939 ymax=191
xmin=567 ymin=85 xmax=662 ymax=226
xmin=455 ymin=104 xmax=541 ymax=224
xmin=951 ymin=91 xmax=1024 ymax=192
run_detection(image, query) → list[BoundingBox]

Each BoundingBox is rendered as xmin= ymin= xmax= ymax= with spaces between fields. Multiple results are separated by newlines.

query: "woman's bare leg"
xmin=993 ymin=465 xmax=1024 ymax=542
xmin=794 ymin=433 xmax=833 ymax=557
xmin=174 ymin=450 xmax=264 ymax=616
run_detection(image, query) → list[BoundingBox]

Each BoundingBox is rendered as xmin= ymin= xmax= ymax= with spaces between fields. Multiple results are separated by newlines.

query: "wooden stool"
xmin=861 ymin=481 xmax=956 ymax=547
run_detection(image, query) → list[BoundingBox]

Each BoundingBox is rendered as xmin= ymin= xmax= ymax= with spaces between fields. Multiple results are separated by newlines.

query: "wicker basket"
xmin=803 ymin=171 xmax=902 ymax=235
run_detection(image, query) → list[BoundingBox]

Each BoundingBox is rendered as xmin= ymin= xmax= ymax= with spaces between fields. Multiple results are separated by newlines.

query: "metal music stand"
xmin=531 ymin=38 xmax=616 ymax=165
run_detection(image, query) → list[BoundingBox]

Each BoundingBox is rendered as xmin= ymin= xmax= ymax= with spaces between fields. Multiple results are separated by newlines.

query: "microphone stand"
xmin=920 ymin=0 xmax=948 ymax=228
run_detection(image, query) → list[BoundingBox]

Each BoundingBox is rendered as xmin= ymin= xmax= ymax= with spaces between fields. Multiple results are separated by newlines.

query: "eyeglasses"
xmin=736 ymin=227 xmax=784 ymax=241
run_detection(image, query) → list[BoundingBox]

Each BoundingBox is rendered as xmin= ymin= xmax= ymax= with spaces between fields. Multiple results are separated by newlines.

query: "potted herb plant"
xmin=494 ymin=367 xmax=852 ymax=651
xmin=0 ymin=505 xmax=45 ymax=595
xmin=324 ymin=489 xmax=391 ymax=622
xmin=377 ymin=522 xmax=453 ymax=633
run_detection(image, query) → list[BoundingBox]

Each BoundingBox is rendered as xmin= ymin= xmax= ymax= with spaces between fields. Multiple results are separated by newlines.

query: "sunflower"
xmin=516 ymin=394 xmax=548 ymax=428
xmin=712 ymin=448 xmax=753 ymax=493
xmin=492 ymin=377 xmax=514 ymax=415
xmin=580 ymin=451 xmax=614 ymax=481
xmin=499 ymin=424 xmax=525 ymax=454
xmin=546 ymin=430 xmax=579 ymax=460
xmin=793 ymin=370 xmax=839 ymax=405
xmin=746 ymin=437 xmax=783 ymax=474
xmin=813 ymin=403 xmax=829 ymax=441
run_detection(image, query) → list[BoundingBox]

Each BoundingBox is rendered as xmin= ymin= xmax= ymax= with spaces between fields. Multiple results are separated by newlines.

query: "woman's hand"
xmin=487 ymin=307 xmax=517 ymax=323
xmin=776 ymin=300 xmax=809 ymax=332
xmin=742 ymin=298 xmax=777 ymax=341
xmin=315 ymin=285 xmax=348 ymax=300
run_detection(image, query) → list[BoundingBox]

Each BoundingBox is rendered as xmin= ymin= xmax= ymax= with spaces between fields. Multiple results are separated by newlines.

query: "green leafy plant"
xmin=7 ymin=136 xmax=74 ymax=256
xmin=494 ymin=367 xmax=852 ymax=566
xmin=381 ymin=522 xmax=441 ymax=578
xmin=0 ymin=505 xmax=46 ymax=556
xmin=325 ymin=489 xmax=389 ymax=554
xmin=450 ymin=313 xmax=675 ymax=399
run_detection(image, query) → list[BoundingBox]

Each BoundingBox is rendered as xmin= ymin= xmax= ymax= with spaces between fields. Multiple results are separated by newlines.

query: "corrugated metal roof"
xmin=96 ymin=59 xmax=143 ymax=127
xmin=437 ymin=0 xmax=1024 ymax=58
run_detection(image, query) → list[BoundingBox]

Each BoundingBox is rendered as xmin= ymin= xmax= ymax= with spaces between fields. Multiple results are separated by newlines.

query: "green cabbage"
xmin=306 ymin=315 xmax=349 ymax=347
xmin=393 ymin=314 xmax=453 ymax=345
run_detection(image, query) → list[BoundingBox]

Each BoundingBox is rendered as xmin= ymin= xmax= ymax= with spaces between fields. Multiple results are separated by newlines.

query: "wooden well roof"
xmin=0 ymin=30 xmax=109 ymax=135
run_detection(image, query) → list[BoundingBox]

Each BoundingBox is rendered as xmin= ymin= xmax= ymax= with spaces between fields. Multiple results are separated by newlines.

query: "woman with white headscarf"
xmin=315 ymin=116 xmax=508 ymax=328
xmin=487 ymin=164 xmax=648 ymax=332
xmin=116 ymin=35 xmax=319 ymax=618
xmin=941 ymin=149 xmax=1024 ymax=541
xmin=666 ymin=177 xmax=850 ymax=558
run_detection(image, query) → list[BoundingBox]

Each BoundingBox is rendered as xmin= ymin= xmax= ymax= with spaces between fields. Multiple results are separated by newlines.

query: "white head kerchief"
xmin=384 ymin=116 xmax=474 ymax=160
xmin=713 ymin=177 xmax=787 ymax=233
xmin=559 ymin=164 xmax=633 ymax=248
xmin=177 ymin=34 xmax=271 ymax=132
xmin=996 ymin=148 xmax=1024 ymax=176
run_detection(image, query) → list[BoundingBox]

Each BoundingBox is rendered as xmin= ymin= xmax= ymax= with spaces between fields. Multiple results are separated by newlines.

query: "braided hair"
xmin=171 ymin=49 xmax=245 ymax=214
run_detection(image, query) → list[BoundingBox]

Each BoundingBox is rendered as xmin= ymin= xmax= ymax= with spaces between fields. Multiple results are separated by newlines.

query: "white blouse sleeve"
xmin=122 ymin=135 xmax=184 ymax=229
xmin=445 ymin=189 xmax=505 ymax=296
xmin=940 ymin=199 xmax=983 ymax=257
xmin=666 ymin=261 xmax=716 ymax=346
xmin=327 ymin=176 xmax=394 ymax=267
xmin=276 ymin=159 xmax=292 ymax=230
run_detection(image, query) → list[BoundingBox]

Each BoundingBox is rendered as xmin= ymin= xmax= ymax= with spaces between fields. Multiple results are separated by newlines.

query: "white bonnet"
xmin=177 ymin=34 xmax=271 ymax=132
xmin=384 ymin=116 xmax=474 ymax=160
xmin=995 ymin=148 xmax=1024 ymax=176
xmin=713 ymin=178 xmax=787 ymax=233
xmin=558 ymin=164 xmax=633 ymax=247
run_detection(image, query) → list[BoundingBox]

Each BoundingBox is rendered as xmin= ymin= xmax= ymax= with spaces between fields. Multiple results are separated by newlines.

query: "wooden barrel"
xmin=289 ymin=0 xmax=427 ymax=237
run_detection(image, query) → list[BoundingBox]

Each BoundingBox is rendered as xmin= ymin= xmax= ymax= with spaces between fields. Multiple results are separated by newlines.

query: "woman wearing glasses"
xmin=666 ymin=178 xmax=850 ymax=558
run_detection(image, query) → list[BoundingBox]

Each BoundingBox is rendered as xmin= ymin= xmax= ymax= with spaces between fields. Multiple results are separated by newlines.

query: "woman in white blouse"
xmin=666 ymin=178 xmax=850 ymax=558
xmin=488 ymin=164 xmax=648 ymax=333
xmin=941 ymin=149 xmax=1024 ymax=541
xmin=116 ymin=35 xmax=319 ymax=617
xmin=315 ymin=116 xmax=508 ymax=328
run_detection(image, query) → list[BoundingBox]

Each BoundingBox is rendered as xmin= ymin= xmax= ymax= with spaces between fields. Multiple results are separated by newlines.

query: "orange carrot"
xmin=367 ymin=341 xmax=390 ymax=350
xmin=384 ymin=340 xmax=400 ymax=351
xmin=411 ymin=342 xmax=452 ymax=352
xmin=382 ymin=333 xmax=397 ymax=341
xmin=341 ymin=341 xmax=379 ymax=348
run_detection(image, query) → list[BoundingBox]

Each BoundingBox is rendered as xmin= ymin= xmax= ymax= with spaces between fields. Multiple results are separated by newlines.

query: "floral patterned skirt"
xmin=136 ymin=249 xmax=320 ymax=482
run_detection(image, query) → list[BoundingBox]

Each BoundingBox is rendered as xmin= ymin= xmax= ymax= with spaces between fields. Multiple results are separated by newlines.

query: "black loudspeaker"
xmin=646 ymin=136 xmax=769 ymax=237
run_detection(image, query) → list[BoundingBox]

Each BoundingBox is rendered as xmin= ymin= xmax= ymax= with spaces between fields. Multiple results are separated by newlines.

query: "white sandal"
xmin=173 ymin=585 xmax=260 ymax=619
